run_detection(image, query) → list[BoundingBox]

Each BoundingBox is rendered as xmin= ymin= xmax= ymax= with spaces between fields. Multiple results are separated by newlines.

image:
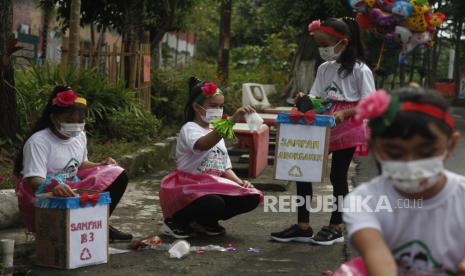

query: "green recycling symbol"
xmin=288 ymin=165 xmax=303 ymax=177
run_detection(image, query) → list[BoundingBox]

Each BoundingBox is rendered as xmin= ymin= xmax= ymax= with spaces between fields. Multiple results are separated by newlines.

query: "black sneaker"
xmin=191 ymin=221 xmax=226 ymax=236
xmin=311 ymin=226 xmax=344 ymax=245
xmin=109 ymin=225 xmax=133 ymax=242
xmin=270 ymin=224 xmax=314 ymax=243
xmin=161 ymin=219 xmax=195 ymax=239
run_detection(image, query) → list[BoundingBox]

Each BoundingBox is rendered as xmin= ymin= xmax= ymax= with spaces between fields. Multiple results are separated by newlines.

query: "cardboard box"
xmin=274 ymin=113 xmax=334 ymax=183
xmin=35 ymin=190 xmax=110 ymax=269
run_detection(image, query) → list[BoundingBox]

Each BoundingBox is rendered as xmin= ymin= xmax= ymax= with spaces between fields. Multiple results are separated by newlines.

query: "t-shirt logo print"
xmin=393 ymin=240 xmax=445 ymax=275
xmin=197 ymin=147 xmax=227 ymax=176
xmin=324 ymin=81 xmax=345 ymax=101
xmin=61 ymin=158 xmax=80 ymax=180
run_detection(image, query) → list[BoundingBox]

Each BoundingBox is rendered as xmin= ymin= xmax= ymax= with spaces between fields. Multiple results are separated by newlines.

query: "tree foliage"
xmin=48 ymin=0 xmax=199 ymax=46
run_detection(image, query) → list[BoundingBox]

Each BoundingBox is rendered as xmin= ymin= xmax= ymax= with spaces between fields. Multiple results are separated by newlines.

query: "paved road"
xmin=15 ymin=106 xmax=465 ymax=276
xmin=20 ymin=164 xmax=356 ymax=276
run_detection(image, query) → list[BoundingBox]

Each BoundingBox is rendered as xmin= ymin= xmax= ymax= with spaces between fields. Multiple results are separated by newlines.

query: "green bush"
xmin=105 ymin=109 xmax=160 ymax=142
xmin=0 ymin=154 xmax=16 ymax=189
xmin=15 ymin=63 xmax=158 ymax=142
xmin=151 ymin=33 xmax=293 ymax=124
xmin=152 ymin=59 xmax=226 ymax=124
xmin=231 ymin=32 xmax=296 ymax=92
xmin=151 ymin=68 xmax=190 ymax=124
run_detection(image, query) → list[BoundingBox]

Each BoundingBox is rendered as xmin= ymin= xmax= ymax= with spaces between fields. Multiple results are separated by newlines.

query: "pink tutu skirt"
xmin=16 ymin=165 xmax=124 ymax=232
xmin=159 ymin=170 xmax=264 ymax=219
xmin=322 ymin=102 xmax=369 ymax=156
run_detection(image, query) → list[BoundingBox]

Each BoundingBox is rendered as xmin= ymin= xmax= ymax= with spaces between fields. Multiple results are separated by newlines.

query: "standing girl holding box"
xmin=271 ymin=18 xmax=375 ymax=245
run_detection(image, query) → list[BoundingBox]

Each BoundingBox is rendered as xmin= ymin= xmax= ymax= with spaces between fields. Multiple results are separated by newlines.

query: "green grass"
xmin=0 ymin=166 xmax=16 ymax=190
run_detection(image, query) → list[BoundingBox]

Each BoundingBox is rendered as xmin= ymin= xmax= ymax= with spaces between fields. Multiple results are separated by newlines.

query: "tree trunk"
xmin=122 ymin=0 xmax=145 ymax=88
xmin=148 ymin=1 xmax=180 ymax=68
xmin=425 ymin=47 xmax=434 ymax=88
xmin=390 ymin=69 xmax=398 ymax=90
xmin=68 ymin=0 xmax=81 ymax=69
xmin=430 ymin=31 xmax=441 ymax=85
xmin=218 ymin=0 xmax=232 ymax=86
xmin=453 ymin=19 xmax=463 ymax=97
xmin=409 ymin=48 xmax=417 ymax=83
xmin=123 ymin=1 xmax=145 ymax=50
xmin=284 ymin=33 xmax=318 ymax=100
xmin=90 ymin=23 xmax=96 ymax=48
xmin=399 ymin=63 xmax=406 ymax=87
xmin=97 ymin=27 xmax=106 ymax=48
xmin=429 ymin=0 xmax=443 ymax=86
xmin=40 ymin=0 xmax=53 ymax=62
xmin=0 ymin=0 xmax=18 ymax=140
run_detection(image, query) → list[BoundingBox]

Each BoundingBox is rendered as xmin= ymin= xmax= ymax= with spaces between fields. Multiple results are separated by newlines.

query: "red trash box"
xmin=233 ymin=123 xmax=269 ymax=178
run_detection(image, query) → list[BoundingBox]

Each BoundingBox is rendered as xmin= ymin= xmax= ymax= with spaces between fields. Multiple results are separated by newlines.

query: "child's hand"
xmin=52 ymin=184 xmax=76 ymax=197
xmin=232 ymin=105 xmax=255 ymax=123
xmin=241 ymin=180 xmax=254 ymax=188
xmin=457 ymin=262 xmax=465 ymax=275
xmin=100 ymin=157 xmax=117 ymax=165
xmin=295 ymin=92 xmax=305 ymax=101
xmin=333 ymin=111 xmax=346 ymax=124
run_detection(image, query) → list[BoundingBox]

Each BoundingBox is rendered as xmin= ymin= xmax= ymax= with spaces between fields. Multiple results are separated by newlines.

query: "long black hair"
xmin=321 ymin=18 xmax=365 ymax=78
xmin=184 ymin=77 xmax=207 ymax=123
xmin=14 ymin=85 xmax=86 ymax=176
xmin=373 ymin=87 xmax=453 ymax=141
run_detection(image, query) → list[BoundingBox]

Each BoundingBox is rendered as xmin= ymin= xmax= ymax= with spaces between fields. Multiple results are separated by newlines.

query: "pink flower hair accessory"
xmin=202 ymin=82 xmax=220 ymax=96
xmin=355 ymin=89 xmax=391 ymax=121
xmin=308 ymin=20 xmax=321 ymax=35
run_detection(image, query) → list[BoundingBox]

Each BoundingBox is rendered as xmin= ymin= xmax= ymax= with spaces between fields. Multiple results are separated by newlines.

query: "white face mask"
xmin=377 ymin=154 xmax=446 ymax=194
xmin=58 ymin=123 xmax=85 ymax=138
xmin=319 ymin=40 xmax=343 ymax=61
xmin=198 ymin=106 xmax=223 ymax=123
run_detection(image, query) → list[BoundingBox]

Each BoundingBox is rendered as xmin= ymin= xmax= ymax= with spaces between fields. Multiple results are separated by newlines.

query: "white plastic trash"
xmin=1 ymin=239 xmax=15 ymax=276
xmin=245 ymin=112 xmax=264 ymax=131
xmin=190 ymin=245 xmax=227 ymax=252
xmin=168 ymin=240 xmax=190 ymax=259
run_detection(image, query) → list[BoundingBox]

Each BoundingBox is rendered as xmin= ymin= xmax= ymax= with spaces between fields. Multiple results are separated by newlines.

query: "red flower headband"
xmin=308 ymin=20 xmax=348 ymax=40
xmin=195 ymin=82 xmax=224 ymax=103
xmin=356 ymin=90 xmax=454 ymax=135
xmin=202 ymin=82 xmax=221 ymax=96
xmin=52 ymin=90 xmax=87 ymax=107
xmin=401 ymin=102 xmax=454 ymax=130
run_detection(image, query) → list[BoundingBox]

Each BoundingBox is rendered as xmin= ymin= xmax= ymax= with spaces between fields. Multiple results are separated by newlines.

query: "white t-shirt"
xmin=21 ymin=128 xmax=88 ymax=180
xmin=176 ymin=122 xmax=232 ymax=176
xmin=343 ymin=170 xmax=465 ymax=274
xmin=309 ymin=61 xmax=375 ymax=102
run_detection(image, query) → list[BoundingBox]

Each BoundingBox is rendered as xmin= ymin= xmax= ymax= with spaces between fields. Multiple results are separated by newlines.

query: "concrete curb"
xmin=118 ymin=138 xmax=176 ymax=179
xmin=0 ymin=189 xmax=21 ymax=229
xmin=0 ymin=137 xmax=177 ymax=231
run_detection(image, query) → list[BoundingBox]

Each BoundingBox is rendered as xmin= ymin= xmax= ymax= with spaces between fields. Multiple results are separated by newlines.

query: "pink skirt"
xmin=16 ymin=165 xmax=124 ymax=232
xmin=159 ymin=170 xmax=264 ymax=219
xmin=322 ymin=101 xmax=369 ymax=156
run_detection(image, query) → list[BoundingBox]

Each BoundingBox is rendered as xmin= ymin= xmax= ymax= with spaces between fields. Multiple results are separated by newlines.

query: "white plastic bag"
xmin=168 ymin=240 xmax=191 ymax=259
xmin=245 ymin=112 xmax=264 ymax=131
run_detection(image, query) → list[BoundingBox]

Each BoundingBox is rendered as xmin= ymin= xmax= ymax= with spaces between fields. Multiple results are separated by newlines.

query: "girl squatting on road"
xmin=14 ymin=86 xmax=132 ymax=242
xmin=159 ymin=77 xmax=263 ymax=238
